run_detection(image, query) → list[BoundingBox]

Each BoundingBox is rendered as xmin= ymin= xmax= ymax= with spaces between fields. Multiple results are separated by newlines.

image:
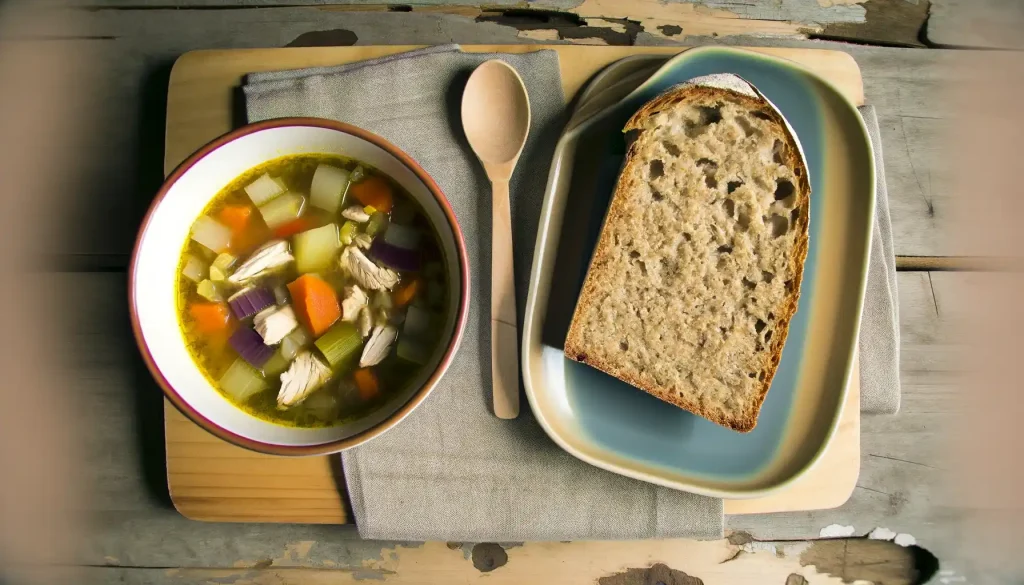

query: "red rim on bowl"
xmin=129 ymin=117 xmax=470 ymax=456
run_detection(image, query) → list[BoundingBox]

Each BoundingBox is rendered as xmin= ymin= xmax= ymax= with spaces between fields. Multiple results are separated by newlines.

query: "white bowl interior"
xmin=134 ymin=125 xmax=462 ymax=447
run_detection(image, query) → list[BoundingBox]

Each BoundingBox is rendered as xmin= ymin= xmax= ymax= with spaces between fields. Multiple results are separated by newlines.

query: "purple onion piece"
xmin=229 ymin=327 xmax=275 ymax=368
xmin=369 ymin=239 xmax=421 ymax=272
xmin=228 ymin=286 xmax=275 ymax=320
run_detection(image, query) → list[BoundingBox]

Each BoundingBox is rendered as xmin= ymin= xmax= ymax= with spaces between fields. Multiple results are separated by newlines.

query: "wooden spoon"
xmin=461 ymin=59 xmax=531 ymax=419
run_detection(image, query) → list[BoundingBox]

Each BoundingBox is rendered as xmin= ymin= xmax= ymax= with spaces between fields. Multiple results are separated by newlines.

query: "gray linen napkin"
xmin=858 ymin=106 xmax=901 ymax=415
xmin=243 ymin=47 xmax=899 ymax=541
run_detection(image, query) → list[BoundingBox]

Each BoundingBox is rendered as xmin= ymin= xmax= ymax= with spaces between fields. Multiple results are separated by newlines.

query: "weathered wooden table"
xmin=31 ymin=0 xmax=1010 ymax=583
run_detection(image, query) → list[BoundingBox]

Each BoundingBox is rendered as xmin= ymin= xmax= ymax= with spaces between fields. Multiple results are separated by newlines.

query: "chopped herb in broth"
xmin=176 ymin=154 xmax=449 ymax=428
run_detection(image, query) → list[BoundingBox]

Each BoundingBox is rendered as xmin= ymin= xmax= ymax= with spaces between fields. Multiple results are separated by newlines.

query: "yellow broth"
xmin=176 ymin=154 xmax=449 ymax=427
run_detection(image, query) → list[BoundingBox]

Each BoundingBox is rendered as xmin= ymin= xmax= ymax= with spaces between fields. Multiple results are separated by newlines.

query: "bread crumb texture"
xmin=565 ymin=80 xmax=809 ymax=432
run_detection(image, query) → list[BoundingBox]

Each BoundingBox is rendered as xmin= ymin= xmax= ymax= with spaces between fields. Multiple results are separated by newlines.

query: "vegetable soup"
xmin=176 ymin=154 xmax=449 ymax=428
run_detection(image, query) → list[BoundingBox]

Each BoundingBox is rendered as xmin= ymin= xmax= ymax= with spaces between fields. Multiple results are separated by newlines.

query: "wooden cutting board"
xmin=164 ymin=45 xmax=862 ymax=524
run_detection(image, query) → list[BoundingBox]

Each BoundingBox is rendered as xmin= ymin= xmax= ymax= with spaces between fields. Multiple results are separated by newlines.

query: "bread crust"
xmin=564 ymin=78 xmax=811 ymax=432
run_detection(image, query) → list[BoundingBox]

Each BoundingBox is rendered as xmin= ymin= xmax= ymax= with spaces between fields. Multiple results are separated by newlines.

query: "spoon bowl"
xmin=461 ymin=59 xmax=532 ymax=419
xmin=462 ymin=60 xmax=532 ymax=179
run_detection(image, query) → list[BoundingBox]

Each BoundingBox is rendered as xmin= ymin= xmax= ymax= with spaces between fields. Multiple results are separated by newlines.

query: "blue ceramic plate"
xmin=522 ymin=46 xmax=875 ymax=498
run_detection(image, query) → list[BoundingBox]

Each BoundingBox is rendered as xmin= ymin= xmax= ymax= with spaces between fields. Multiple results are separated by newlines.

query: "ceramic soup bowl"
xmin=130 ymin=118 xmax=469 ymax=455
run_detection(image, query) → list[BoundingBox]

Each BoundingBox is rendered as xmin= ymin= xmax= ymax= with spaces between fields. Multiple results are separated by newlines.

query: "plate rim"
xmin=521 ymin=45 xmax=875 ymax=499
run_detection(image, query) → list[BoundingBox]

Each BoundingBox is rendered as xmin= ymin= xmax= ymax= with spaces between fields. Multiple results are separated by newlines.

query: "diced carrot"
xmin=189 ymin=302 xmax=231 ymax=334
xmin=391 ymin=277 xmax=421 ymax=308
xmin=218 ymin=205 xmax=253 ymax=235
xmin=273 ymin=217 xmax=314 ymax=239
xmin=353 ymin=368 xmax=379 ymax=400
xmin=349 ymin=176 xmax=393 ymax=212
xmin=287 ymin=274 xmax=341 ymax=337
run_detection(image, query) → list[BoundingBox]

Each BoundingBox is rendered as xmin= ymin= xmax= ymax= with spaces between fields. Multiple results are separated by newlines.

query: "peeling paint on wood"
xmin=598 ymin=563 xmax=704 ymax=585
xmin=570 ymin=0 xmax=807 ymax=41
xmin=287 ymin=28 xmax=359 ymax=47
xmin=798 ymin=539 xmax=936 ymax=585
xmin=471 ymin=543 xmax=509 ymax=572
xmin=815 ymin=0 xmax=931 ymax=46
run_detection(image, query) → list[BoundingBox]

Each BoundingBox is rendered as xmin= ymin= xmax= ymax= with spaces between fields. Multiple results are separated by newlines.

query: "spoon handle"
xmin=490 ymin=179 xmax=519 ymax=419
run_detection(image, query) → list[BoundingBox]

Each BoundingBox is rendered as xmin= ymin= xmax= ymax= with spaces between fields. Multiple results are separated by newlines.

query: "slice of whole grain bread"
xmin=564 ymin=73 xmax=810 ymax=432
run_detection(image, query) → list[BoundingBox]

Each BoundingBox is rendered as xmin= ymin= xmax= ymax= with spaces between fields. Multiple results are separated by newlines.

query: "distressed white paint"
xmin=867 ymin=527 xmax=897 ymax=540
xmin=818 ymin=524 xmax=856 ymax=538
xmin=894 ymin=533 xmax=917 ymax=547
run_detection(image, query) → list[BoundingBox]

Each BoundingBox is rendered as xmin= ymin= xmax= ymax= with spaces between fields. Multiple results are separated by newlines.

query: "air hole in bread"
xmin=755 ymin=342 xmax=764 ymax=352
xmin=742 ymin=277 xmax=757 ymax=290
xmin=790 ymin=207 xmax=800 ymax=224
xmin=638 ymin=260 xmax=648 ymax=276
xmin=758 ymin=370 xmax=767 ymax=381
xmin=764 ymin=330 xmax=773 ymax=342
xmin=619 ymin=340 xmax=629 ymax=351
xmin=652 ymin=189 xmax=665 ymax=202
xmin=662 ymin=141 xmax=681 ymax=157
xmin=717 ymin=244 xmax=733 ymax=254
xmin=737 ymin=211 xmax=751 ymax=231
xmin=771 ymin=139 xmax=786 ymax=165
xmin=722 ymin=198 xmax=735 ymax=218
xmin=698 ymin=104 xmax=723 ymax=125
xmin=696 ymin=158 xmax=718 ymax=188
xmin=767 ymin=214 xmax=789 ymax=238
xmin=629 ymin=250 xmax=640 ymax=259
xmin=794 ymin=166 xmax=802 ymax=177
xmin=736 ymin=115 xmax=758 ymax=138
xmin=774 ymin=179 xmax=795 ymax=202
xmin=649 ymin=159 xmax=665 ymax=179
xmin=755 ymin=319 xmax=767 ymax=333
xmin=751 ymin=110 xmax=772 ymax=121
xmin=578 ymin=353 xmax=588 ymax=362
xmin=683 ymin=232 xmax=692 ymax=242
xmin=748 ymin=372 xmax=757 ymax=378
xmin=785 ymin=280 xmax=794 ymax=292
xmin=716 ymin=256 xmax=728 ymax=270
xmin=727 ymin=180 xmax=743 ymax=194
xmin=768 ymin=312 xmax=775 ymax=320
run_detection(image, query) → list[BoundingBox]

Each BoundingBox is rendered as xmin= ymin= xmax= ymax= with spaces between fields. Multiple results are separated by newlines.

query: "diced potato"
xmin=293 ymin=223 xmax=341 ymax=274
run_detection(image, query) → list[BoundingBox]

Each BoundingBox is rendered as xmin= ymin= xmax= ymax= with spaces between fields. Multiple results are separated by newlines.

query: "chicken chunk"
xmin=353 ymin=233 xmax=373 ymax=250
xmin=254 ymin=305 xmax=298 ymax=345
xmin=341 ymin=206 xmax=370 ymax=222
xmin=228 ymin=240 xmax=293 ymax=284
xmin=341 ymin=285 xmax=368 ymax=322
xmin=343 ymin=246 xmax=399 ymax=291
xmin=359 ymin=325 xmax=398 ymax=368
xmin=277 ymin=351 xmax=331 ymax=408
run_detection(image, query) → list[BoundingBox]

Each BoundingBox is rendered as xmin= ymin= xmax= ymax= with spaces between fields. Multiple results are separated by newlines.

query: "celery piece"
xmin=365 ymin=212 xmax=389 ymax=237
xmin=197 ymin=279 xmax=223 ymax=302
xmin=209 ymin=253 xmax=236 ymax=282
xmin=314 ymin=322 xmax=363 ymax=368
xmin=261 ymin=349 xmax=291 ymax=377
xmin=219 ymin=358 xmax=268 ymax=403
xmin=339 ymin=220 xmax=358 ymax=245
xmin=363 ymin=205 xmax=377 ymax=215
